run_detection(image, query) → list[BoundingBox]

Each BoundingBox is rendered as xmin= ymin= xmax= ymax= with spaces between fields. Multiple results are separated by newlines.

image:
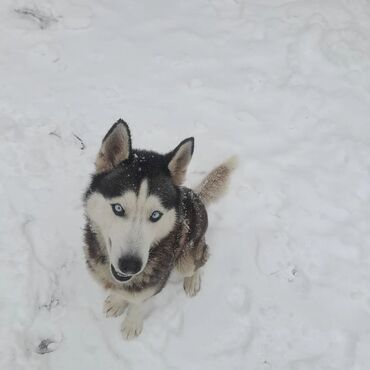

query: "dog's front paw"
xmin=184 ymin=271 xmax=201 ymax=297
xmin=103 ymin=294 xmax=128 ymax=318
xmin=121 ymin=316 xmax=143 ymax=340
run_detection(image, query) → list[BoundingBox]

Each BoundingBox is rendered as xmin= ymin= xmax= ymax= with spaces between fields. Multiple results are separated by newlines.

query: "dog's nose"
xmin=118 ymin=255 xmax=142 ymax=275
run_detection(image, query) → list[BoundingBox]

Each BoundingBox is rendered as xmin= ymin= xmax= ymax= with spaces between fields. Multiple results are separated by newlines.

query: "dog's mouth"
xmin=110 ymin=264 xmax=132 ymax=282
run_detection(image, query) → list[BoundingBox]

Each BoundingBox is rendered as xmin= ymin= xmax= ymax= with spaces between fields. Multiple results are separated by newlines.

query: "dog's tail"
xmin=194 ymin=156 xmax=238 ymax=206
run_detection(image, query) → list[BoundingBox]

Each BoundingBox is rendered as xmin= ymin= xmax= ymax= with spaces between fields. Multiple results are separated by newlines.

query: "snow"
xmin=1 ymin=0 xmax=370 ymax=369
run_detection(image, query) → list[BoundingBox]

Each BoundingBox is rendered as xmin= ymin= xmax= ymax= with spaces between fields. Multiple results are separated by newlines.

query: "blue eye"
xmin=150 ymin=210 xmax=163 ymax=222
xmin=111 ymin=203 xmax=125 ymax=217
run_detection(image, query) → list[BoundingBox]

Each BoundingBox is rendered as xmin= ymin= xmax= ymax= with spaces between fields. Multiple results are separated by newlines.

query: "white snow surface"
xmin=1 ymin=0 xmax=370 ymax=369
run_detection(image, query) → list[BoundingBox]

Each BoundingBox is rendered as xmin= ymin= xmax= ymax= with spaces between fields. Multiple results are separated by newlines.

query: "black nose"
xmin=118 ymin=255 xmax=142 ymax=275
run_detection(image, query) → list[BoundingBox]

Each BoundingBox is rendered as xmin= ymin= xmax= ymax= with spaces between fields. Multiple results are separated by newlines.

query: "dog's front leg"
xmin=121 ymin=303 xmax=143 ymax=340
xmin=103 ymin=293 xmax=129 ymax=317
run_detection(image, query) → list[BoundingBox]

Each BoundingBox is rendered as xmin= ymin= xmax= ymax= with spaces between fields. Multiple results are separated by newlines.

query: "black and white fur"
xmin=83 ymin=119 xmax=236 ymax=339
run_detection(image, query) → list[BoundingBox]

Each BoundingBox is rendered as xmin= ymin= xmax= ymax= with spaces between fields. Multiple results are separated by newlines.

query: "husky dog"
xmin=83 ymin=119 xmax=236 ymax=339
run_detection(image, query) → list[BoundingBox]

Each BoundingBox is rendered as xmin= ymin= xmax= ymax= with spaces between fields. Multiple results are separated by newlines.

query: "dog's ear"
xmin=95 ymin=119 xmax=132 ymax=172
xmin=167 ymin=137 xmax=194 ymax=185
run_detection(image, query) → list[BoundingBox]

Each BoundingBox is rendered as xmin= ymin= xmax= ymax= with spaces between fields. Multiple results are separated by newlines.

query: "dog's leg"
xmin=178 ymin=239 xmax=208 ymax=297
xmin=121 ymin=304 xmax=143 ymax=340
xmin=176 ymin=250 xmax=196 ymax=277
xmin=183 ymin=269 xmax=202 ymax=297
xmin=177 ymin=253 xmax=202 ymax=296
xmin=103 ymin=293 xmax=128 ymax=318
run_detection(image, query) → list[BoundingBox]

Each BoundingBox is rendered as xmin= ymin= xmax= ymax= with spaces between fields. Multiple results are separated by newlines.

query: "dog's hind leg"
xmin=121 ymin=303 xmax=143 ymax=340
xmin=184 ymin=269 xmax=202 ymax=297
xmin=177 ymin=238 xmax=209 ymax=297
xmin=103 ymin=293 xmax=128 ymax=318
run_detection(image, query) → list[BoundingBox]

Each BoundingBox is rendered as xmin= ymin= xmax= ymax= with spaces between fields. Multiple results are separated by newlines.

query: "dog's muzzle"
xmin=110 ymin=264 xmax=132 ymax=282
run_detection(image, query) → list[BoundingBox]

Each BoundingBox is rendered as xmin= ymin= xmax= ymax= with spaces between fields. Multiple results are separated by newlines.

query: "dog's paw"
xmin=121 ymin=316 xmax=143 ymax=340
xmin=184 ymin=271 xmax=201 ymax=297
xmin=103 ymin=294 xmax=128 ymax=318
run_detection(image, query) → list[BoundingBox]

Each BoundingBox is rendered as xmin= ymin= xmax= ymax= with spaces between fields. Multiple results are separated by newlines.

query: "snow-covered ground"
xmin=1 ymin=0 xmax=370 ymax=369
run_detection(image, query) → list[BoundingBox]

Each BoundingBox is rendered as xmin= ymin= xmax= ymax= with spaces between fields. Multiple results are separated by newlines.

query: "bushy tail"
xmin=194 ymin=156 xmax=238 ymax=206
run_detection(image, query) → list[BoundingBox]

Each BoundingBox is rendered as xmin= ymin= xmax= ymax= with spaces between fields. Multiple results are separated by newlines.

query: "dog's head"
xmin=84 ymin=119 xmax=194 ymax=283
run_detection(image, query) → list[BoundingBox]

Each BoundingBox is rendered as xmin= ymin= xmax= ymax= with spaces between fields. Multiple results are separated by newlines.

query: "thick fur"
xmin=83 ymin=119 xmax=234 ymax=339
xmin=195 ymin=156 xmax=238 ymax=206
xmin=84 ymin=187 xmax=208 ymax=295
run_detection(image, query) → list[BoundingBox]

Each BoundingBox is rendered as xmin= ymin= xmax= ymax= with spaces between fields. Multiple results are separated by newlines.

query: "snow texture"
xmin=1 ymin=0 xmax=370 ymax=369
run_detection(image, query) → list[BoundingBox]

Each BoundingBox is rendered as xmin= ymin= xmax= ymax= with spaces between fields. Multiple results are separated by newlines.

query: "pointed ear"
xmin=95 ymin=119 xmax=132 ymax=173
xmin=167 ymin=137 xmax=194 ymax=185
